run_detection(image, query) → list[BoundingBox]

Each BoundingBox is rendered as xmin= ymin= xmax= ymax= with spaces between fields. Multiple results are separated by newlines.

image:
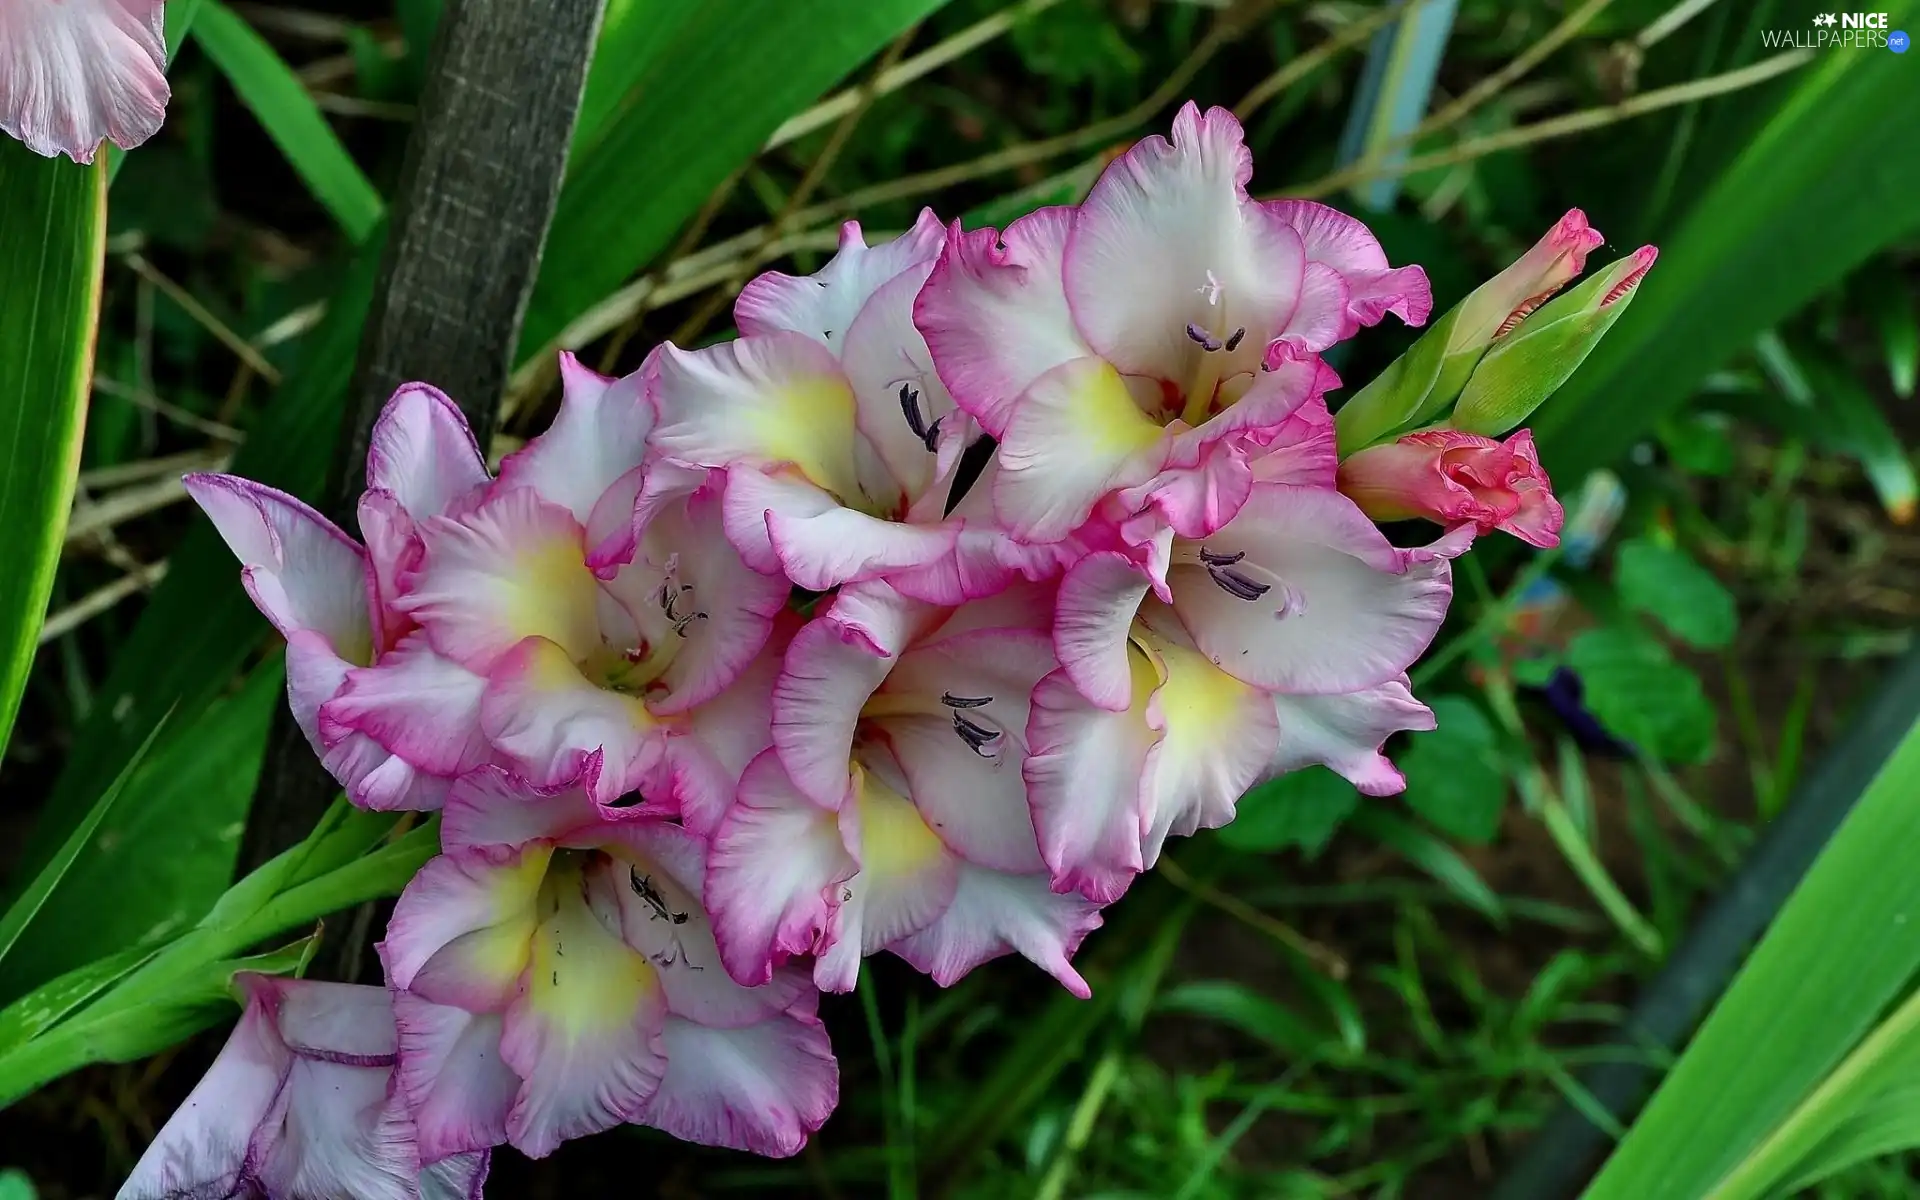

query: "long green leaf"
xmin=0 ymin=144 xmax=104 ymax=756
xmin=1584 ymin=715 xmax=1920 ymax=1198
xmin=20 ymin=235 xmax=384 ymax=894
xmin=0 ymin=718 xmax=166 ymax=969
xmin=0 ymin=664 xmax=277 ymax=998
xmin=519 ymin=0 xmax=952 ymax=361
xmin=191 ymin=0 xmax=383 ymax=241
xmin=1778 ymin=1083 xmax=1920 ymax=1195
xmin=0 ymin=939 xmax=310 ymax=1109
xmin=1533 ymin=0 xmax=1920 ymax=483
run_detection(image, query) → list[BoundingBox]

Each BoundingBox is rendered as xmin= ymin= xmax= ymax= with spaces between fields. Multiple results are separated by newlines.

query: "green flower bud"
xmin=1450 ymin=245 xmax=1658 ymax=437
xmin=1335 ymin=210 xmax=1605 ymax=455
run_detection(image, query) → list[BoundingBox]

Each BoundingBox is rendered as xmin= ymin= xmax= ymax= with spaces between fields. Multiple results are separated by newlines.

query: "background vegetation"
xmin=1 ymin=0 xmax=1917 ymax=1196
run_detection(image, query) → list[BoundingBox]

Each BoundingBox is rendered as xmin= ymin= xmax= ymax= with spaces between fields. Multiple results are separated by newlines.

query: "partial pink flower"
xmin=706 ymin=580 xmax=1102 ymax=995
xmin=1337 ymin=427 xmax=1564 ymax=548
xmin=914 ymin=102 xmax=1425 ymax=547
xmin=119 ymin=973 xmax=488 ymax=1200
xmin=0 ymin=0 xmax=169 ymax=163
xmin=382 ymin=766 xmax=836 ymax=1161
xmin=649 ymin=212 xmax=1040 ymax=599
xmin=1030 ymin=484 xmax=1466 ymax=899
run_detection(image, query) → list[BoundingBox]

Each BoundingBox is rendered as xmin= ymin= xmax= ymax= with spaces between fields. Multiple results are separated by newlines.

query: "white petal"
xmin=0 ymin=0 xmax=167 ymax=163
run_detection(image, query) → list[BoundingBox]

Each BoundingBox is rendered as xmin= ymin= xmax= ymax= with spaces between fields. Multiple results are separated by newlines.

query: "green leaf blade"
xmin=191 ymin=0 xmax=383 ymax=242
xmin=521 ymin=0 xmax=953 ymax=361
xmin=1585 ymin=715 xmax=1920 ymax=1198
xmin=0 ymin=145 xmax=105 ymax=758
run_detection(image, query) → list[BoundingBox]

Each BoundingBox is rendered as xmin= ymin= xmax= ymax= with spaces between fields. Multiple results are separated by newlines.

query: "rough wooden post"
xmin=238 ymin=0 xmax=608 ymax=968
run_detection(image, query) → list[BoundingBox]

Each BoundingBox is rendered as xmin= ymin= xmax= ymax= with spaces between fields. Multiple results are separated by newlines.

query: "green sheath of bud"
xmin=1450 ymin=246 xmax=1657 ymax=437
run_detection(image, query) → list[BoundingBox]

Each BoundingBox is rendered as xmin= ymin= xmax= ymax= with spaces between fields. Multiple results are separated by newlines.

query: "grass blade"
xmin=0 ymin=145 xmax=105 ymax=757
xmin=1585 ymin=714 xmax=1920 ymax=1198
xmin=0 ymin=718 xmax=167 ymax=969
xmin=191 ymin=0 xmax=384 ymax=242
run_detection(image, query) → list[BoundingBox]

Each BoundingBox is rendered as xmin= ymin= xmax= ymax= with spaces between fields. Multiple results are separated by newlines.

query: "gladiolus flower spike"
xmin=150 ymin=101 xmax=1629 ymax=1187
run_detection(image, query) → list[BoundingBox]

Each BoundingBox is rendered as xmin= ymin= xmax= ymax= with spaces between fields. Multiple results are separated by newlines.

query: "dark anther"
xmin=629 ymin=869 xmax=691 ymax=924
xmin=899 ymin=382 xmax=929 ymax=436
xmin=1207 ymin=564 xmax=1272 ymax=602
xmin=940 ymin=692 xmax=992 ymax=709
xmin=1198 ymin=547 xmax=1245 ymax=567
xmin=1185 ymin=322 xmax=1222 ymax=352
xmin=921 ymin=416 xmax=942 ymax=453
xmin=1224 ymin=327 xmax=1246 ymax=352
xmin=951 ymin=711 xmax=1002 ymax=757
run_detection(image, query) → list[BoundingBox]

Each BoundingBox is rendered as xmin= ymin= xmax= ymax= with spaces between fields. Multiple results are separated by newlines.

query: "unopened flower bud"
xmin=1335 ymin=211 xmax=1605 ymax=455
xmin=1450 ymin=246 xmax=1658 ymax=437
xmin=1337 ymin=427 xmax=1564 ymax=548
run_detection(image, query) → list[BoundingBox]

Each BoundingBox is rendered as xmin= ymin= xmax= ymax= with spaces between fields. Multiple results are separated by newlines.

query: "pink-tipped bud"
xmin=1449 ymin=246 xmax=1659 ymax=437
xmin=1337 ymin=428 xmax=1564 ymax=548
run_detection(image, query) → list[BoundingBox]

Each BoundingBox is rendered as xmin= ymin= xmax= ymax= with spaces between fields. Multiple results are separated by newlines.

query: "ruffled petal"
xmin=392 ymin=993 xmax=517 ymax=1165
xmin=734 ymin=210 xmax=945 ymax=345
xmin=647 ymin=333 xmax=863 ymax=501
xmin=772 ymin=581 xmax=929 ymax=808
xmin=622 ymin=477 xmax=788 ymax=714
xmin=886 ymin=460 xmax=1077 ymax=604
xmin=499 ymin=857 xmax=668 ymax=1159
xmin=420 ymin=1153 xmax=491 ymax=1200
xmin=593 ymin=823 xmax=815 ymax=1029
xmin=0 ymin=0 xmax=167 ymax=163
xmin=118 ymin=974 xmax=292 ymax=1200
xmin=842 ymin=263 xmax=952 ymax=503
xmin=359 ymin=488 xmax=424 ymax=653
xmin=1063 ymin=102 xmax=1307 ymax=384
xmin=1264 ymin=199 xmax=1433 ymax=331
xmin=438 ymin=763 xmax=613 ymax=855
xmin=637 ymin=1015 xmax=838 ymax=1158
xmin=1024 ymin=662 xmax=1157 ymax=904
xmin=1248 ymin=394 xmax=1337 ymax=488
xmin=706 ymin=750 xmax=857 ymax=986
xmin=1170 ymin=485 xmax=1460 ymax=694
xmin=319 ymin=633 xmax=490 ymax=776
xmin=722 ymin=465 xmax=958 ymax=592
xmin=480 ymin=636 xmax=662 ymax=802
xmin=654 ymin=615 xmax=791 ymax=836
xmin=994 ymin=356 xmax=1166 ymax=543
xmin=184 ymin=473 xmax=372 ymax=662
xmin=890 ymin=864 xmax=1102 ymax=997
xmin=495 ymin=354 xmax=654 ymax=524
xmin=400 ymin=487 xmax=603 ymax=672
xmin=1270 ymin=675 xmax=1434 ymax=796
xmin=364 ymin=383 xmax=490 ymax=521
xmin=1054 ymin=550 xmax=1152 ymax=711
xmin=1136 ymin=629 xmax=1281 ymax=865
xmin=812 ymin=760 xmax=960 ymax=992
xmin=914 ymin=207 xmax=1086 ymax=438
xmin=877 ymin=628 xmax=1055 ymax=873
xmin=381 ymin=848 xmax=551 ymax=1011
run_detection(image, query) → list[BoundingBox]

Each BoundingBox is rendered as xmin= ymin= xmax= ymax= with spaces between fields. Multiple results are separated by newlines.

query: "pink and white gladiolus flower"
xmin=1034 ymin=477 xmax=1468 ymax=902
xmin=707 ymin=580 xmax=1103 ymax=995
xmin=119 ymin=974 xmax=489 ymax=1200
xmin=192 ymin=359 xmax=787 ymax=828
xmin=647 ymin=211 xmax=1054 ymax=601
xmin=0 ymin=0 xmax=169 ymax=162
xmin=913 ymin=101 xmax=1428 ymax=547
xmin=1338 ymin=427 xmax=1564 ymax=548
xmin=382 ymin=767 xmax=837 ymax=1160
